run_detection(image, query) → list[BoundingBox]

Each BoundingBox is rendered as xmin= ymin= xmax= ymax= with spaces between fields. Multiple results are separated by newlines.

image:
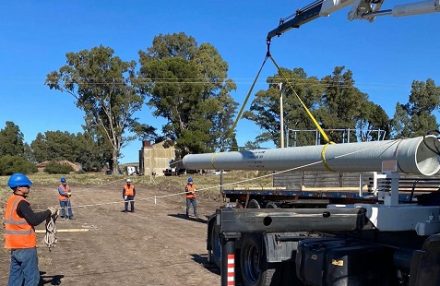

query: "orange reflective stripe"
xmin=4 ymin=229 xmax=34 ymax=235
xmin=3 ymin=219 xmax=28 ymax=225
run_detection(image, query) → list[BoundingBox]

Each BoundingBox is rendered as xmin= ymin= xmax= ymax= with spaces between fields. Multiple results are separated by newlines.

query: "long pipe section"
xmin=182 ymin=136 xmax=440 ymax=176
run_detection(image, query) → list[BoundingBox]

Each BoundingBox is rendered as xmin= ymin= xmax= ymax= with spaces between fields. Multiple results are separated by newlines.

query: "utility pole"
xmin=278 ymin=83 xmax=284 ymax=148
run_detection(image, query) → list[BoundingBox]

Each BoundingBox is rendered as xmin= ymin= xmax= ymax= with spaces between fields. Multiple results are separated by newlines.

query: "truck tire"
xmin=240 ymin=234 xmax=279 ymax=286
xmin=265 ymin=202 xmax=278 ymax=208
xmin=248 ymin=199 xmax=261 ymax=209
xmin=209 ymin=225 xmax=222 ymax=269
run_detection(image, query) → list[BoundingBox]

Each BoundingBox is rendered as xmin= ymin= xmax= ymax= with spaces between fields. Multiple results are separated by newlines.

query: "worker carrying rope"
xmin=3 ymin=173 xmax=59 ymax=285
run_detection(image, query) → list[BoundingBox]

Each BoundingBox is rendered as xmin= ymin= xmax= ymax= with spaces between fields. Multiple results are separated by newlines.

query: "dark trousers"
xmin=124 ymin=196 xmax=134 ymax=212
xmin=186 ymin=198 xmax=198 ymax=217
xmin=8 ymin=248 xmax=40 ymax=286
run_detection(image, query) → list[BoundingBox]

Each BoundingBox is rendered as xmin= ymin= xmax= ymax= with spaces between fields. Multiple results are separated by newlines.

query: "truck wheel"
xmin=240 ymin=234 xmax=279 ymax=286
xmin=248 ymin=199 xmax=261 ymax=209
xmin=209 ymin=225 xmax=222 ymax=269
xmin=265 ymin=202 xmax=278 ymax=208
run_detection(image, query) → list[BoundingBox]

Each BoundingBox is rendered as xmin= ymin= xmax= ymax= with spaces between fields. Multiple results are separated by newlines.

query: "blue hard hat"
xmin=8 ymin=173 xmax=33 ymax=189
xmin=187 ymin=177 xmax=193 ymax=183
xmin=60 ymin=177 xmax=66 ymax=183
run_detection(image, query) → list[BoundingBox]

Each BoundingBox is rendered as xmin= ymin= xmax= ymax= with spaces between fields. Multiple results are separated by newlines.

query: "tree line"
xmin=1 ymin=32 xmax=438 ymax=175
xmin=244 ymin=67 xmax=439 ymax=147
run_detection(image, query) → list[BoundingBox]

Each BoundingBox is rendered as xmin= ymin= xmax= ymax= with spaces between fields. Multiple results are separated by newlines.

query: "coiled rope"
xmin=44 ymin=215 xmax=57 ymax=251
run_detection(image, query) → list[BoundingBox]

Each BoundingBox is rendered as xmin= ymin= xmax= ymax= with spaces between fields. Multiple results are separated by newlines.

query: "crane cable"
xmin=227 ymin=40 xmax=335 ymax=170
xmin=217 ymin=49 xmax=270 ymax=170
xmin=228 ymin=51 xmax=270 ymax=137
xmin=228 ymin=40 xmax=333 ymax=145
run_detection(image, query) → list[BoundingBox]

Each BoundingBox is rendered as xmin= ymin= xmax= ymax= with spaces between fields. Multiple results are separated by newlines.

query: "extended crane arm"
xmin=267 ymin=0 xmax=440 ymax=41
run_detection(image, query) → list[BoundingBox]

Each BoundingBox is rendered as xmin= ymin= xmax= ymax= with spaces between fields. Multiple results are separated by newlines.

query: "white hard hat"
xmin=126 ymin=178 xmax=132 ymax=183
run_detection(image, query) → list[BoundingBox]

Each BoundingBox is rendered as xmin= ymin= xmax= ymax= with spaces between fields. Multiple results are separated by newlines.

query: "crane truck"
xmin=183 ymin=1 xmax=440 ymax=286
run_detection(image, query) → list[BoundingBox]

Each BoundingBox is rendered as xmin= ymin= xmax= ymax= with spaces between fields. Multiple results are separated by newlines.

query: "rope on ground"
xmin=44 ymin=215 xmax=57 ymax=251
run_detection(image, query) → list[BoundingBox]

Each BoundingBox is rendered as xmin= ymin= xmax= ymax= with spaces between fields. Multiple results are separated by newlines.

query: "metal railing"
xmin=286 ymin=128 xmax=387 ymax=147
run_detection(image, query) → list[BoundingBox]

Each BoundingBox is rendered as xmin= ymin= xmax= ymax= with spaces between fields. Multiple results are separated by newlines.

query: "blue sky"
xmin=1 ymin=1 xmax=439 ymax=163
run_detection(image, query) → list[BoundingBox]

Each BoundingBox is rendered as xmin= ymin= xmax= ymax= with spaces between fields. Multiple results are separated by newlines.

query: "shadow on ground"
xmin=168 ymin=213 xmax=208 ymax=224
xmin=191 ymin=254 xmax=220 ymax=275
xmin=39 ymin=271 xmax=64 ymax=285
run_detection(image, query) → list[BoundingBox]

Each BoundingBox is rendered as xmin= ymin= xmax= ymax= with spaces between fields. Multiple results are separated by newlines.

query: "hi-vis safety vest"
xmin=185 ymin=184 xmax=196 ymax=199
xmin=58 ymin=184 xmax=71 ymax=201
xmin=3 ymin=194 xmax=37 ymax=249
xmin=124 ymin=184 xmax=135 ymax=196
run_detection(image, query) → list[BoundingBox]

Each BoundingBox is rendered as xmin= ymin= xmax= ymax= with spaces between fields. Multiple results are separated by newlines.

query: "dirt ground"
xmin=0 ymin=182 xmax=222 ymax=286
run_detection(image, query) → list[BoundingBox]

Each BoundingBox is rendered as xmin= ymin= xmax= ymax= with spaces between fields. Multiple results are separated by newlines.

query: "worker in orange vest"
xmin=185 ymin=177 xmax=198 ymax=218
xmin=3 ymin=173 xmax=58 ymax=286
xmin=122 ymin=178 xmax=136 ymax=212
xmin=57 ymin=177 xmax=73 ymax=219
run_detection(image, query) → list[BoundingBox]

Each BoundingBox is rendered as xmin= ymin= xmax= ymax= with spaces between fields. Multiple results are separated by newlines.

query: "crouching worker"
xmin=3 ymin=173 xmax=58 ymax=286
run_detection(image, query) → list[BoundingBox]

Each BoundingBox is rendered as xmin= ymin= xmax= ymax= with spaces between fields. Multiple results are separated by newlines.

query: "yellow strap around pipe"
xmin=320 ymin=142 xmax=335 ymax=172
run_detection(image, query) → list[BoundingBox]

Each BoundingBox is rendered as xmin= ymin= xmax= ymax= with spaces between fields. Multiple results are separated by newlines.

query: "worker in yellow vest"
xmin=3 ymin=173 xmax=58 ymax=286
xmin=185 ymin=177 xmax=198 ymax=218
xmin=122 ymin=178 xmax=136 ymax=212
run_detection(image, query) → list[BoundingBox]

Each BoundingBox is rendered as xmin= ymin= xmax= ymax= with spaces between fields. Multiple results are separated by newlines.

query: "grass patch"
xmin=0 ymin=170 xmax=273 ymax=200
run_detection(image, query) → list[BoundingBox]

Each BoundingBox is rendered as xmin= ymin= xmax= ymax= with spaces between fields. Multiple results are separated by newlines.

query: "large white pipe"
xmin=183 ymin=136 xmax=440 ymax=176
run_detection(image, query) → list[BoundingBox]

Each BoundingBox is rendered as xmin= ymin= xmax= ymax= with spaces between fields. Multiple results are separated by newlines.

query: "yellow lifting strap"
xmin=226 ymin=41 xmax=334 ymax=171
xmin=269 ymin=55 xmax=332 ymax=144
xmin=320 ymin=142 xmax=335 ymax=172
xmin=268 ymin=54 xmax=333 ymax=145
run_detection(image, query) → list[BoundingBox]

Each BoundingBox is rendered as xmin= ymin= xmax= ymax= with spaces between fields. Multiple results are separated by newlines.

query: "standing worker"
xmin=122 ymin=178 xmax=136 ymax=212
xmin=185 ymin=177 xmax=198 ymax=218
xmin=57 ymin=177 xmax=73 ymax=220
xmin=3 ymin=173 xmax=58 ymax=286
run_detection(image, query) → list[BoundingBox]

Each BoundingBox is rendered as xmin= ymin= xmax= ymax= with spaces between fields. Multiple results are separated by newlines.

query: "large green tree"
xmin=31 ymin=131 xmax=76 ymax=162
xmin=138 ymin=33 xmax=237 ymax=157
xmin=31 ymin=130 xmax=111 ymax=172
xmin=46 ymin=46 xmax=147 ymax=173
xmin=392 ymin=79 xmax=439 ymax=138
xmin=0 ymin=121 xmax=25 ymax=157
xmin=319 ymin=66 xmax=389 ymax=142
